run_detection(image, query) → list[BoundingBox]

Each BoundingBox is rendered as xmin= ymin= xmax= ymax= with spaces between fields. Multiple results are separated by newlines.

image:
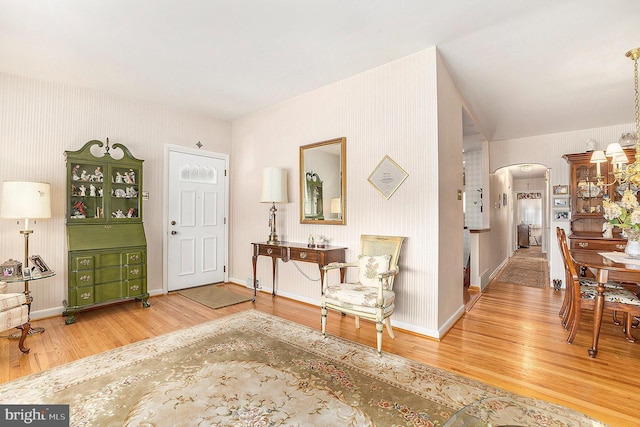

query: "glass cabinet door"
xmin=574 ymin=164 xmax=604 ymax=216
xmin=110 ymin=166 xmax=141 ymax=220
xmin=69 ymin=162 xmax=105 ymax=221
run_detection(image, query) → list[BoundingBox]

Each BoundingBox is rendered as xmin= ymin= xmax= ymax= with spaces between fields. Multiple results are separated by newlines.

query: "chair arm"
xmin=376 ymin=268 xmax=399 ymax=280
xmin=322 ymin=262 xmax=357 ymax=271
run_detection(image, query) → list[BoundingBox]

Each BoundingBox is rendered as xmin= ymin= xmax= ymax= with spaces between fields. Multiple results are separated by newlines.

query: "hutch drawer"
xmin=96 ymin=253 xmax=122 ymax=267
xmin=69 ymin=285 xmax=95 ymax=306
xmin=569 ymin=237 xmax=627 ymax=252
xmin=125 ymin=279 xmax=143 ymax=296
xmin=95 ymin=267 xmax=122 ymax=283
xmin=72 ymin=256 xmax=94 ymax=270
xmin=70 ymin=271 xmax=94 ymax=287
xmin=94 ymin=282 xmax=123 ymax=301
xmin=126 ymin=252 xmax=143 ymax=264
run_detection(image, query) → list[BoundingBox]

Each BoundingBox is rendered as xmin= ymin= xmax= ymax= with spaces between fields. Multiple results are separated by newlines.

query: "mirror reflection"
xmin=300 ymin=137 xmax=346 ymax=225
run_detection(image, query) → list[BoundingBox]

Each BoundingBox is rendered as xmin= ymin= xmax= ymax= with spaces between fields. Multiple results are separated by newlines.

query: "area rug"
xmin=495 ymin=256 xmax=547 ymax=288
xmin=0 ymin=311 xmax=602 ymax=426
xmin=178 ymin=283 xmax=252 ymax=308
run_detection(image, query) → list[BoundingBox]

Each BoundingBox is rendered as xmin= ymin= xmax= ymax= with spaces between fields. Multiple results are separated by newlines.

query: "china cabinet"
xmin=304 ymin=172 xmax=324 ymax=220
xmin=63 ymin=139 xmax=149 ymax=324
xmin=563 ymin=149 xmax=636 ymax=252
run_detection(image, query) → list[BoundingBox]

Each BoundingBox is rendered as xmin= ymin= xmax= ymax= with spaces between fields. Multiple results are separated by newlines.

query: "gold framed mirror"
xmin=300 ymin=137 xmax=346 ymax=225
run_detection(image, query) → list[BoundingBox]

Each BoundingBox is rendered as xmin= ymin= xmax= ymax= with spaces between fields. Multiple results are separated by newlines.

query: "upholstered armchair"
xmin=321 ymin=235 xmax=404 ymax=354
xmin=0 ymin=282 xmax=30 ymax=353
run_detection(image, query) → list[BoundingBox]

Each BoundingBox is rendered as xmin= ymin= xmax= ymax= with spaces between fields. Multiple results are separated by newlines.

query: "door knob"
xmin=171 ymin=220 xmax=176 ymax=225
xmin=171 ymin=230 xmax=177 ymax=235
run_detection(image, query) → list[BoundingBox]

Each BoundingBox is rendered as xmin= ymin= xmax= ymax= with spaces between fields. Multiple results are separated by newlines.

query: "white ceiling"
xmin=1 ymin=1 xmax=639 ymax=142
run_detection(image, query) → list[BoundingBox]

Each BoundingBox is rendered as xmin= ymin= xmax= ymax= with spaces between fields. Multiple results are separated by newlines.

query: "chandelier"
xmin=590 ymin=47 xmax=640 ymax=188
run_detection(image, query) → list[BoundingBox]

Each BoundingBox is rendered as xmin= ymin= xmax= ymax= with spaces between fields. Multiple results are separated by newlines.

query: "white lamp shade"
xmin=589 ymin=150 xmax=607 ymax=163
xmin=330 ymin=197 xmax=342 ymax=214
xmin=260 ymin=167 xmax=288 ymax=203
xmin=1 ymin=181 xmax=52 ymax=219
xmin=613 ymin=152 xmax=629 ymax=164
xmin=605 ymin=142 xmax=624 ymax=157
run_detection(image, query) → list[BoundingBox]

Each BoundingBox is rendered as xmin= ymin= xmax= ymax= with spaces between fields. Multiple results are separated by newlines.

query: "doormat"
xmin=178 ymin=284 xmax=252 ymax=309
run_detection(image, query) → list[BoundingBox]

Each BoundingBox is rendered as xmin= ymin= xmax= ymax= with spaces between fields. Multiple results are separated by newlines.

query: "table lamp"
xmin=1 ymin=181 xmax=52 ymax=335
xmin=260 ymin=167 xmax=288 ymax=244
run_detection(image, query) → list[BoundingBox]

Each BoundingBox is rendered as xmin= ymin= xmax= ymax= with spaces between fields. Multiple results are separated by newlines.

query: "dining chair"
xmin=557 ymin=229 xmax=640 ymax=344
xmin=556 ymin=228 xmax=624 ymax=331
xmin=321 ymin=235 xmax=404 ymax=355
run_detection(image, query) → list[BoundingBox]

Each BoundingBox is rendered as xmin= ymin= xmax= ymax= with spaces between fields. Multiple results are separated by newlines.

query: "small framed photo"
xmin=30 ymin=255 xmax=50 ymax=273
xmin=1 ymin=259 xmax=22 ymax=279
xmin=22 ymin=268 xmax=31 ymax=279
xmin=553 ymin=185 xmax=569 ymax=195
xmin=553 ymin=197 xmax=569 ymax=207
xmin=2 ymin=266 xmax=17 ymax=278
xmin=554 ymin=210 xmax=570 ymax=221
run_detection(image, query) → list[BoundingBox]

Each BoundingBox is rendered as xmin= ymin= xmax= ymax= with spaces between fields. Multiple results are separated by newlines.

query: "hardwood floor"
xmin=2 ymin=280 xmax=639 ymax=426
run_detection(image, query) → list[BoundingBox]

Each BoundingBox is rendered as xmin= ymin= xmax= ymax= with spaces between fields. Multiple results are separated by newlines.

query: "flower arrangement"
xmin=602 ymin=189 xmax=640 ymax=233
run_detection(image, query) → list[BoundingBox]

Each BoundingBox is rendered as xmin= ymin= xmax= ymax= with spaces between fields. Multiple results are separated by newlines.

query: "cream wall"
xmin=435 ymin=51 xmax=466 ymax=329
xmin=0 ymin=73 xmax=232 ymax=319
xmin=485 ymin=169 xmax=512 ymax=285
xmin=230 ymin=47 xmax=467 ymax=337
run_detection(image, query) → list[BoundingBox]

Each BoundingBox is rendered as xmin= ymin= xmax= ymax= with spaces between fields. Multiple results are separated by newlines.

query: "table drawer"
xmin=289 ymin=248 xmax=319 ymax=263
xmin=256 ymin=245 xmax=284 ymax=257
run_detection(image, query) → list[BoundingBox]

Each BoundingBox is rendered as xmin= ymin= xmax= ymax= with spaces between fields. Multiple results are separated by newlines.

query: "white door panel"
xmin=179 ymin=238 xmax=196 ymax=275
xmin=167 ymin=148 xmax=227 ymax=291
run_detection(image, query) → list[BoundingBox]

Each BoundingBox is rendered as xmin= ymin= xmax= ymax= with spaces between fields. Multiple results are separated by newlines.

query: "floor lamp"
xmin=260 ymin=167 xmax=288 ymax=244
xmin=1 ymin=181 xmax=52 ymax=336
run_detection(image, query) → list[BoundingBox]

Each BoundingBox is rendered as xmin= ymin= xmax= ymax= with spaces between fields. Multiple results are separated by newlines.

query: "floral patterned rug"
xmin=0 ymin=310 xmax=602 ymax=426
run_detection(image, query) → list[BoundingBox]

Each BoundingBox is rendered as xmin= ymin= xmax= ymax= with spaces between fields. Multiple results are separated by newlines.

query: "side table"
xmin=3 ymin=271 xmax=56 ymax=337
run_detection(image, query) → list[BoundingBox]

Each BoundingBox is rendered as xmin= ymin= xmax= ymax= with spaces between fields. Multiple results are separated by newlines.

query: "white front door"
xmin=166 ymin=146 xmax=228 ymax=292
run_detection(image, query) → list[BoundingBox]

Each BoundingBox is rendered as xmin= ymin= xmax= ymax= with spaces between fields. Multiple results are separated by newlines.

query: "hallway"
xmin=465 ymin=245 xmax=548 ymax=310
xmin=493 ymin=246 xmax=548 ymax=288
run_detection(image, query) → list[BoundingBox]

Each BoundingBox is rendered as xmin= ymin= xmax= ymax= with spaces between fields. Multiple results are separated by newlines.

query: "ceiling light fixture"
xmin=591 ymin=47 xmax=640 ymax=187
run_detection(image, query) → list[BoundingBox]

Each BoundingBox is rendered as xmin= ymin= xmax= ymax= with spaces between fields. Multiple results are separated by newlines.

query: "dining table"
xmin=570 ymin=249 xmax=640 ymax=357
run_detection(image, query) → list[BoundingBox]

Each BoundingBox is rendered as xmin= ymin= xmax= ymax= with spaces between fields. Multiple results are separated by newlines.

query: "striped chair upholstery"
xmin=0 ymin=282 xmax=30 ymax=353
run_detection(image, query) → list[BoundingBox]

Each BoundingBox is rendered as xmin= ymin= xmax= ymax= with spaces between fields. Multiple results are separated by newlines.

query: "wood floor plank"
xmin=1 ymin=281 xmax=639 ymax=426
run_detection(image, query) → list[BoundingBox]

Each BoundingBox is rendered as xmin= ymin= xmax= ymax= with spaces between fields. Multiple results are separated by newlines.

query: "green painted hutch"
xmin=63 ymin=139 xmax=150 ymax=324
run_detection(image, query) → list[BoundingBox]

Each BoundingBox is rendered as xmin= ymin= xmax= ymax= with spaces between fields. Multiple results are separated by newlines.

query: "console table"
xmin=251 ymin=242 xmax=346 ymax=300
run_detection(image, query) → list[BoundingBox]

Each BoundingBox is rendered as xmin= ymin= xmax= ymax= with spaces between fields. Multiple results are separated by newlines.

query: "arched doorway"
xmin=498 ymin=163 xmax=549 ymax=255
